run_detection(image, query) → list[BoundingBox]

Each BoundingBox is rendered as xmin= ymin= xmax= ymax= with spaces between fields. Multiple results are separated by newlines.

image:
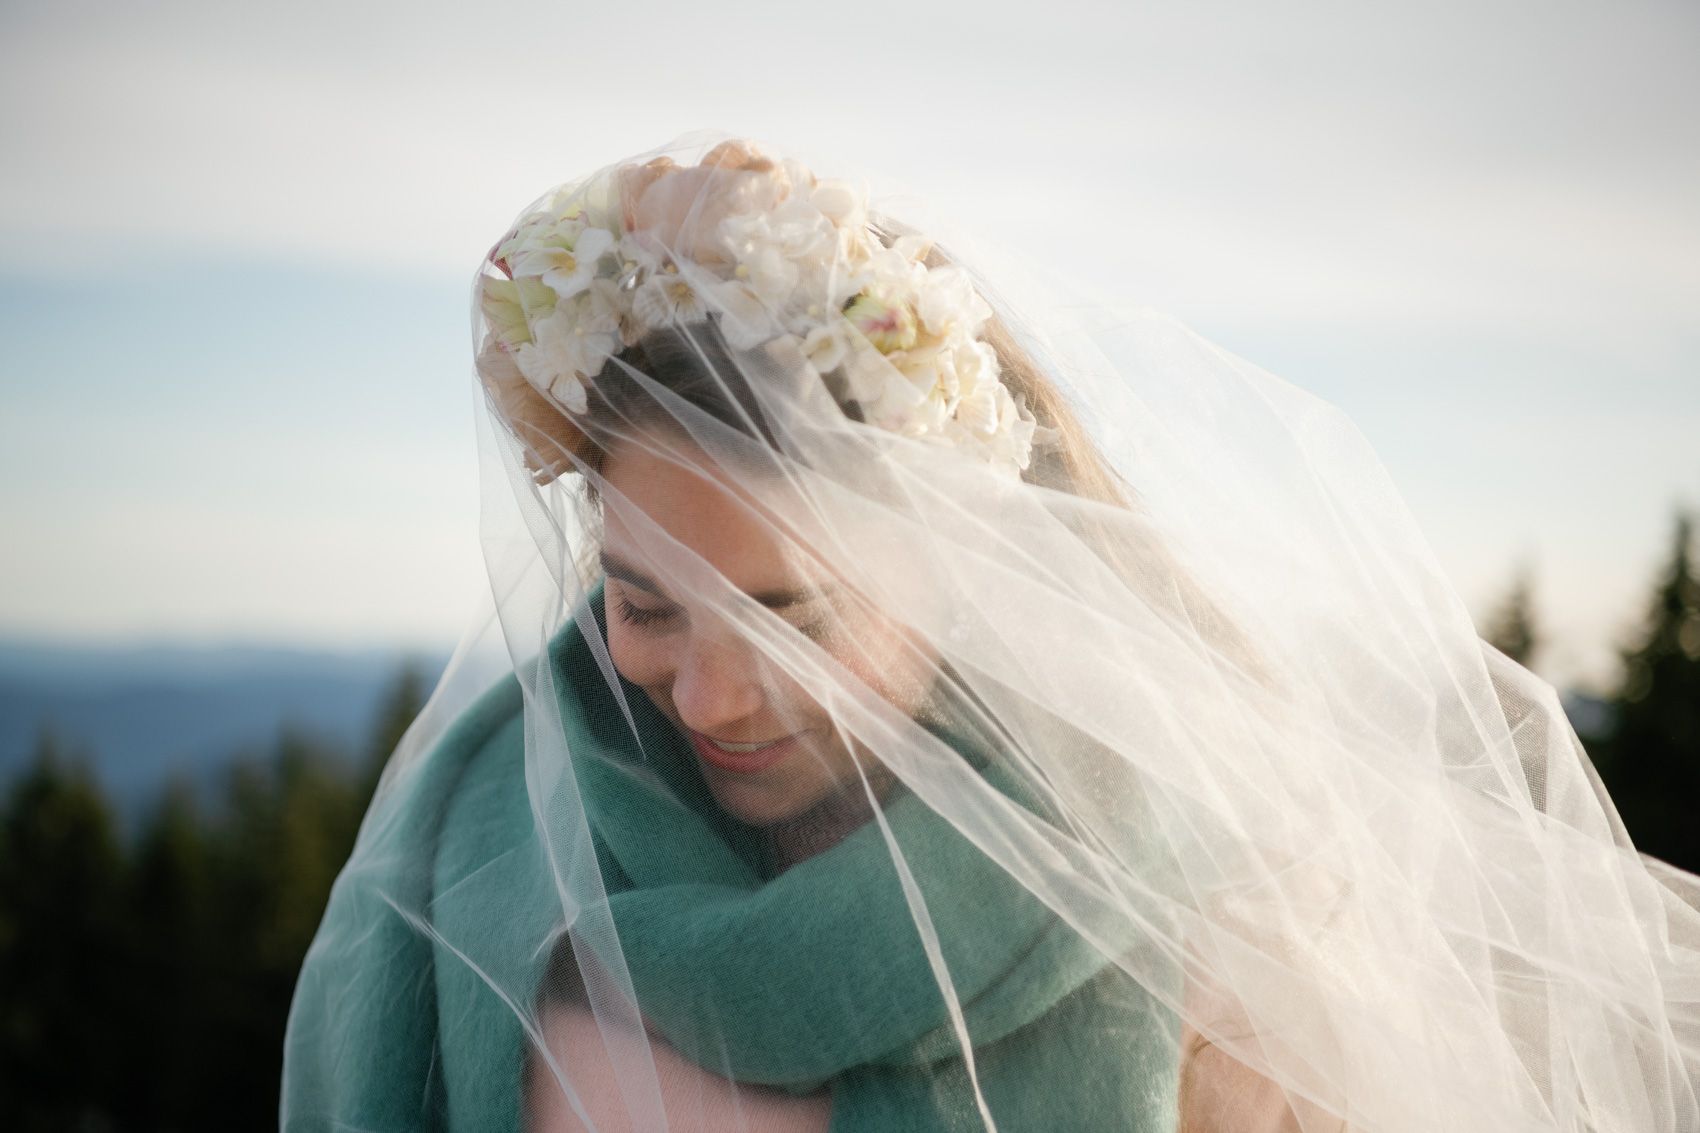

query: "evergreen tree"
xmin=201 ymin=726 xmax=364 ymax=1129
xmin=360 ymin=660 xmax=429 ymax=801
xmin=1597 ymin=510 xmax=1700 ymax=873
xmin=113 ymin=778 xmax=218 ymax=1130
xmin=0 ymin=732 xmax=128 ymax=1132
xmin=1483 ymin=564 xmax=1541 ymax=669
xmin=0 ymin=656 xmax=439 ymax=1130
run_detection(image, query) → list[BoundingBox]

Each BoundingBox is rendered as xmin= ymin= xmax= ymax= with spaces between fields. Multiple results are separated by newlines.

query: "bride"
xmin=281 ymin=133 xmax=1700 ymax=1132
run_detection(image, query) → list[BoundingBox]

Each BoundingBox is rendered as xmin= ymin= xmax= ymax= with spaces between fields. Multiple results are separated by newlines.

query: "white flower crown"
xmin=478 ymin=141 xmax=1039 ymax=476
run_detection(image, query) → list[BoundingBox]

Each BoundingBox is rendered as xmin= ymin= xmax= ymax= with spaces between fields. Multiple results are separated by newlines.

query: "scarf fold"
xmin=283 ymin=591 xmax=1178 ymax=1131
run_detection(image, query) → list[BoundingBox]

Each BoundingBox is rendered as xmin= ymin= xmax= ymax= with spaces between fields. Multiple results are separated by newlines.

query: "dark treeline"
xmin=0 ymin=666 xmax=426 ymax=1132
xmin=1481 ymin=511 xmax=1700 ymax=873
xmin=1581 ymin=513 xmax=1700 ymax=872
xmin=1 ymin=514 xmax=1698 ymax=1131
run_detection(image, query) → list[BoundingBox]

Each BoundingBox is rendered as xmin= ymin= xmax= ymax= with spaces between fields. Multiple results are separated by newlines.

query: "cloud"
xmin=0 ymin=0 xmax=1695 ymax=684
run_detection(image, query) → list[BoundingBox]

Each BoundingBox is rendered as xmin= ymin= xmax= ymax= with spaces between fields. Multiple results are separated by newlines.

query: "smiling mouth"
xmin=687 ymin=728 xmax=807 ymax=774
xmin=706 ymin=736 xmax=786 ymax=752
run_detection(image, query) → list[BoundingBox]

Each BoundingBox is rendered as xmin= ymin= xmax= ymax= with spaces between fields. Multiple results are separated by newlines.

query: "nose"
xmin=670 ymin=629 xmax=766 ymax=735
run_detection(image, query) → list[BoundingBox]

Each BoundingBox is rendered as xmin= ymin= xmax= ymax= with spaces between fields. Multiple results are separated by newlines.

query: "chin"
xmin=701 ymin=772 xmax=826 ymax=828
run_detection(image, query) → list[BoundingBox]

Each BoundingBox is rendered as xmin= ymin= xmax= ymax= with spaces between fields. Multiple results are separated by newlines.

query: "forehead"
xmin=599 ymin=438 xmax=826 ymax=592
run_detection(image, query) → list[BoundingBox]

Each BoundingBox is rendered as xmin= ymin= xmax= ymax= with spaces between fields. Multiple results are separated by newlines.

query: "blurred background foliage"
xmin=0 ymin=515 xmax=1696 ymax=1131
xmin=0 ymin=667 xmax=424 ymax=1131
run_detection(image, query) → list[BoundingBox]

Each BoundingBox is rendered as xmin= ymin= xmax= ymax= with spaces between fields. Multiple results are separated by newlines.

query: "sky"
xmin=0 ymin=0 xmax=1695 ymax=691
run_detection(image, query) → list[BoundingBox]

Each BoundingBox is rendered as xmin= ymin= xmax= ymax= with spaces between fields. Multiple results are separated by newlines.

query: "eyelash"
xmin=616 ymin=600 xmax=832 ymax=647
xmin=616 ymin=596 xmax=677 ymax=629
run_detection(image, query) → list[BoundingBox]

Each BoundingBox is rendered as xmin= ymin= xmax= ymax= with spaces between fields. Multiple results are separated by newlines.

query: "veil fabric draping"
xmin=281 ymin=131 xmax=1700 ymax=1133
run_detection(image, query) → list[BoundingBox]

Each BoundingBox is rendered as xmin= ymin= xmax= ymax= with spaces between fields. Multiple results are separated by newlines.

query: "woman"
xmin=282 ymin=133 xmax=1700 ymax=1132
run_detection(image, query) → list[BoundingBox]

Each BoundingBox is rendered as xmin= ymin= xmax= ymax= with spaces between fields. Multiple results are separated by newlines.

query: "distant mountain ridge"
xmin=0 ymin=637 xmax=1617 ymax=829
xmin=0 ymin=638 xmax=433 ymax=687
xmin=0 ymin=637 xmax=450 ymax=822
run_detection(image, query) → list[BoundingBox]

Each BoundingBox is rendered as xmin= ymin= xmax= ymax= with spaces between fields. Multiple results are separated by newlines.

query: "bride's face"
xmin=599 ymin=435 xmax=935 ymax=829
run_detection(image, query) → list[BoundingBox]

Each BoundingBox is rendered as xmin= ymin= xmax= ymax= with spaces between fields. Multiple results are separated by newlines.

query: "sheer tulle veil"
xmin=282 ymin=129 xmax=1700 ymax=1132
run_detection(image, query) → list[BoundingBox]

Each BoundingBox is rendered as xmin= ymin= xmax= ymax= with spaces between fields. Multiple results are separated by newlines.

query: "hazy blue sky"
xmin=1 ymin=0 xmax=1695 ymax=690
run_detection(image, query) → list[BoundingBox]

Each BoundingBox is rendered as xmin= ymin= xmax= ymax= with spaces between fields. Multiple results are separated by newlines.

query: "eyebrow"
xmin=600 ymin=551 xmax=836 ymax=611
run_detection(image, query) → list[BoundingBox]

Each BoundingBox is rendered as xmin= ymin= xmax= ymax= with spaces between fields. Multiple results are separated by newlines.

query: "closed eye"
xmin=620 ymin=596 xmax=826 ymax=640
xmin=615 ymin=595 xmax=678 ymax=629
xmin=791 ymin=615 xmax=832 ymax=643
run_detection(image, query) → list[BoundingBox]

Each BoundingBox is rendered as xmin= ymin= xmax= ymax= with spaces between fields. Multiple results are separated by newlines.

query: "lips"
xmin=686 ymin=728 xmax=805 ymax=775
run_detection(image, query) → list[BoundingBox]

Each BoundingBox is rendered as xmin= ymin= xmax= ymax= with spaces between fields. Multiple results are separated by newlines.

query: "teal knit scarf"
xmin=283 ymin=592 xmax=1179 ymax=1131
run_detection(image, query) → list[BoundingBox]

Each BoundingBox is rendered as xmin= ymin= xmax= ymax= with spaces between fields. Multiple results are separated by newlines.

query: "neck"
xmin=766 ymin=764 xmax=899 ymax=871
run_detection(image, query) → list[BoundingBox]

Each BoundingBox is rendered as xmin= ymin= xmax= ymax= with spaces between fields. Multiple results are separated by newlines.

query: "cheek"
xmin=826 ymin=614 xmax=937 ymax=715
xmin=606 ymin=616 xmax=674 ymax=692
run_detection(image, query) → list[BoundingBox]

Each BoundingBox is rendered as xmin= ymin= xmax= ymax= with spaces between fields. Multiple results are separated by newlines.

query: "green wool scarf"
xmin=282 ymin=590 xmax=1179 ymax=1131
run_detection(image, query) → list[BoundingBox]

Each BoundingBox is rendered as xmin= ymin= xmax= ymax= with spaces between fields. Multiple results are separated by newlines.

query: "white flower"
xmin=800 ymin=319 xmax=853 ymax=373
xmin=491 ymin=147 xmax=1039 ymax=474
xmin=577 ymin=279 xmax=626 ymax=338
xmin=710 ymin=279 xmax=776 ymax=351
xmin=480 ymin=277 xmax=557 ymax=349
xmin=511 ymin=225 xmax=614 ymax=300
xmin=810 ymin=179 xmax=865 ymax=228
xmin=937 ymin=339 xmax=999 ymax=404
xmin=862 ymin=243 xmax=926 ymax=297
xmin=953 ymin=372 xmax=1003 ymax=436
xmin=549 ymin=372 xmax=589 ymax=415
xmin=865 ymin=368 xmax=931 ymax=435
xmin=512 ymin=335 xmax=556 ymax=393
xmin=890 ymin=233 xmax=933 ymax=264
xmin=497 ymin=204 xmax=584 ymax=262
xmin=617 ymin=230 xmax=667 ymax=276
xmin=633 ymin=270 xmax=710 ymax=328
xmin=989 ymin=391 xmax=1039 ymax=472
xmin=835 ymin=345 xmax=930 ymax=435
xmin=844 ymin=290 xmax=919 ymax=354
xmin=719 ymin=202 xmax=835 ymax=308
xmin=943 ymin=384 xmax=1037 ymax=475
xmin=741 ymin=241 xmax=802 ymax=307
xmin=513 ymin=304 xmax=616 ymax=411
xmin=494 ymin=215 xmax=550 ymax=267
xmin=835 ymin=340 xmax=889 ymax=405
xmin=582 ymin=277 xmax=645 ymax=348
xmin=911 ymin=389 xmax=954 ymax=437
xmin=916 ymin=265 xmax=992 ymax=337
